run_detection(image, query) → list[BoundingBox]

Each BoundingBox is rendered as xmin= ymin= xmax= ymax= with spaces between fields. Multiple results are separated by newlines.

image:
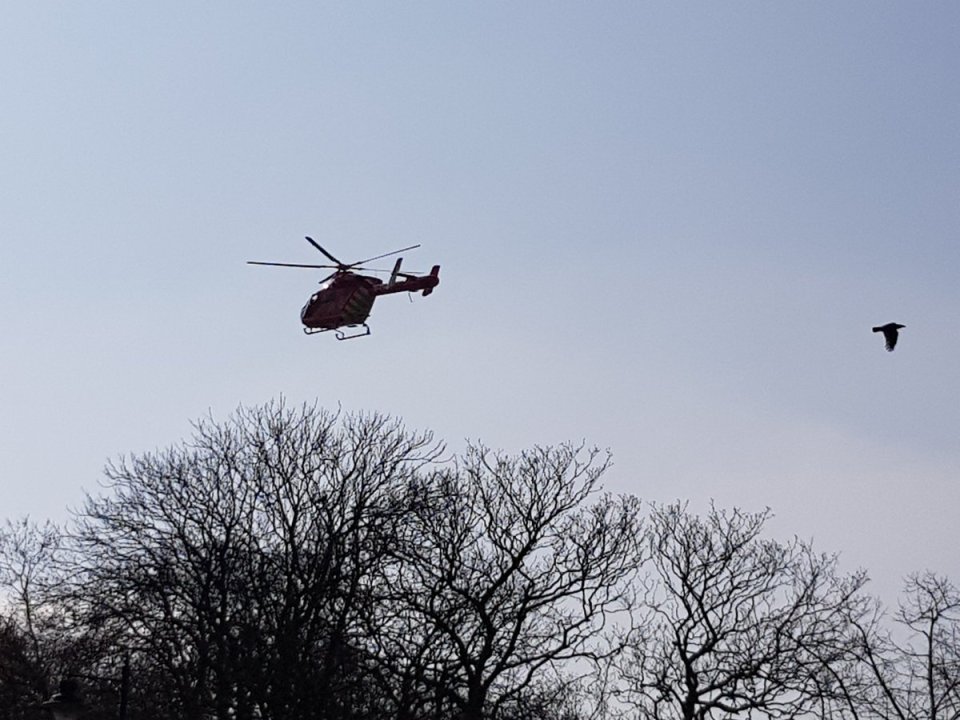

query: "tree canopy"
xmin=0 ymin=400 xmax=955 ymax=720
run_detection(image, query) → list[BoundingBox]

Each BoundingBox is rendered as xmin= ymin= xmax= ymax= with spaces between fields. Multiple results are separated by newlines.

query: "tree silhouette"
xmin=837 ymin=572 xmax=960 ymax=720
xmin=68 ymin=400 xmax=443 ymax=720
xmin=4 ymin=400 xmax=958 ymax=720
xmin=371 ymin=443 xmax=645 ymax=720
xmin=618 ymin=502 xmax=869 ymax=720
xmin=0 ymin=518 xmax=65 ymax=718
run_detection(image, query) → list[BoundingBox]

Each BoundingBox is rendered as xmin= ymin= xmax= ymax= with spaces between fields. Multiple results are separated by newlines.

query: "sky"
xmin=2 ymin=2 xmax=958 ymax=605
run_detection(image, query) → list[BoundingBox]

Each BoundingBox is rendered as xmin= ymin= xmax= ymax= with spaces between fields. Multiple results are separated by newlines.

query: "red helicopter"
xmin=248 ymin=236 xmax=440 ymax=339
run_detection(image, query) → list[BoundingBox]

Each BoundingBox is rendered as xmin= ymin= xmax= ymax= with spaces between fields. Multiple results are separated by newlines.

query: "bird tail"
xmin=872 ymin=326 xmax=882 ymax=332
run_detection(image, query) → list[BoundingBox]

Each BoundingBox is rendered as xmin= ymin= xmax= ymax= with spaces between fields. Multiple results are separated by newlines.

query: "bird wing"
xmin=883 ymin=328 xmax=898 ymax=351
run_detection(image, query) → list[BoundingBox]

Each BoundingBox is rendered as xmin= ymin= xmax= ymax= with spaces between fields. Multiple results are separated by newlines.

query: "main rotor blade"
xmin=348 ymin=266 xmax=394 ymax=273
xmin=305 ymin=236 xmax=343 ymax=265
xmin=352 ymin=244 xmax=421 ymax=267
xmin=247 ymin=261 xmax=339 ymax=269
xmin=248 ymin=260 xmax=393 ymax=273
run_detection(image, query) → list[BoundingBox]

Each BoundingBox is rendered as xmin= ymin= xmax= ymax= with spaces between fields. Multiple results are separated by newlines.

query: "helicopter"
xmin=248 ymin=236 xmax=440 ymax=339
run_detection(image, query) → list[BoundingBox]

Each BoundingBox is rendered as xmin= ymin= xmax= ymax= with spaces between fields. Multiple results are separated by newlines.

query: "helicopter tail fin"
xmin=388 ymin=257 xmax=403 ymax=287
xmin=422 ymin=265 xmax=440 ymax=296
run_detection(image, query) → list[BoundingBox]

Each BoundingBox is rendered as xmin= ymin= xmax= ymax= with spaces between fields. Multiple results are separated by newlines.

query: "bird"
xmin=873 ymin=322 xmax=905 ymax=352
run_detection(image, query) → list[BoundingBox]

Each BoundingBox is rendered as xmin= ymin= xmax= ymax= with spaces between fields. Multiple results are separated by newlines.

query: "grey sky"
xmin=2 ymin=3 xmax=958 ymax=604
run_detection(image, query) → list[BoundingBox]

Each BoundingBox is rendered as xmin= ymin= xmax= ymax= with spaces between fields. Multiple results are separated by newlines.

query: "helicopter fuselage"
xmin=300 ymin=268 xmax=440 ymax=334
xmin=301 ymin=274 xmax=380 ymax=330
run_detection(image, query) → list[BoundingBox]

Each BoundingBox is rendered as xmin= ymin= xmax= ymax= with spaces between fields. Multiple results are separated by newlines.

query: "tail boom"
xmin=374 ymin=265 xmax=440 ymax=297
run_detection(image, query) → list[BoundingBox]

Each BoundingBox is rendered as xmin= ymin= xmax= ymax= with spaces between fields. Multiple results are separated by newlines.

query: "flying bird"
xmin=873 ymin=322 xmax=905 ymax=352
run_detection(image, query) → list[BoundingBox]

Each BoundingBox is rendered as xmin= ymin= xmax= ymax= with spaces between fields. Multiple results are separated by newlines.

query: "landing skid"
xmin=302 ymin=323 xmax=371 ymax=340
xmin=335 ymin=324 xmax=371 ymax=341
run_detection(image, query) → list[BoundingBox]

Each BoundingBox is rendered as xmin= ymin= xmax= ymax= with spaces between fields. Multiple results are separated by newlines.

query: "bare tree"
xmin=619 ymin=502 xmax=869 ymax=720
xmin=370 ymin=443 xmax=645 ymax=720
xmin=837 ymin=572 xmax=960 ymax=720
xmin=68 ymin=400 xmax=443 ymax=720
xmin=0 ymin=518 xmax=65 ymax=715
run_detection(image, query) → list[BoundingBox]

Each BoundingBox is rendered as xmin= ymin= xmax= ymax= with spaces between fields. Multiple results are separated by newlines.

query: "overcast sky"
xmin=2 ymin=2 xmax=958 ymax=604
